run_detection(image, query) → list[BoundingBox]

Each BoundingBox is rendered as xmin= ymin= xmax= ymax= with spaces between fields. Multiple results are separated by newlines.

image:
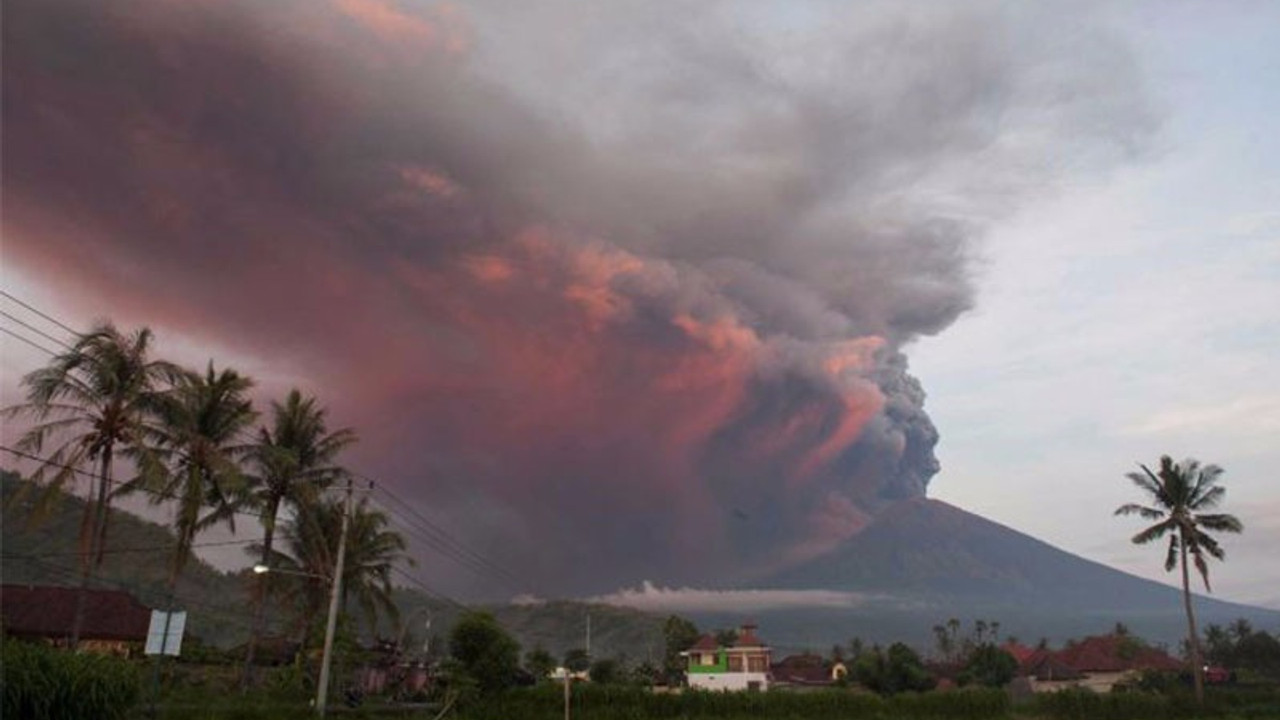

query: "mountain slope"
xmin=743 ymin=497 xmax=1280 ymax=649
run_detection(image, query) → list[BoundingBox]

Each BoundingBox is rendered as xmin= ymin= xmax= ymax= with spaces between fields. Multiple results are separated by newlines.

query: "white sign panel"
xmin=145 ymin=610 xmax=187 ymax=656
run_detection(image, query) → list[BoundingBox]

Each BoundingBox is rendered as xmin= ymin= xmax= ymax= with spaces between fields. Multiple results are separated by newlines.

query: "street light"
xmin=252 ymin=564 xmax=326 ymax=579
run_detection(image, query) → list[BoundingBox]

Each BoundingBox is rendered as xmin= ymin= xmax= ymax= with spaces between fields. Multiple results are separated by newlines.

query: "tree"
xmin=243 ymin=390 xmax=356 ymax=683
xmin=714 ymin=628 xmax=739 ymax=648
xmin=524 ymin=646 xmax=556 ymax=681
xmin=662 ymin=615 xmax=699 ymax=683
xmin=958 ymin=644 xmax=1017 ymax=688
xmin=2 ymin=322 xmax=183 ymax=646
xmin=847 ymin=637 xmax=865 ymax=660
xmin=933 ymin=624 xmax=955 ymax=662
xmin=853 ymin=643 xmax=934 ymax=695
xmin=589 ymin=657 xmax=623 ymax=684
xmin=141 ymin=363 xmax=257 ymax=586
xmin=263 ymin=496 xmax=409 ymax=642
xmin=563 ymin=648 xmax=591 ymax=673
xmin=448 ymin=611 xmax=521 ymax=693
xmin=630 ymin=661 xmax=660 ymax=687
xmin=1115 ymin=455 xmax=1244 ymax=704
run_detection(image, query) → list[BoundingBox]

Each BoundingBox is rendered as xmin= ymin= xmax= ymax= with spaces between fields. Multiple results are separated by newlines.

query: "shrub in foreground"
xmin=1 ymin=639 xmax=142 ymax=720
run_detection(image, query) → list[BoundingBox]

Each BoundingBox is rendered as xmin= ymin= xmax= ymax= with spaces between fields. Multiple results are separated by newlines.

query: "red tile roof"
xmin=733 ymin=623 xmax=766 ymax=647
xmin=689 ymin=634 xmax=719 ymax=652
xmin=771 ymin=653 xmax=831 ymax=685
xmin=1051 ymin=635 xmax=1183 ymax=673
xmin=1002 ymin=641 xmax=1036 ymax=664
xmin=1 ymin=584 xmax=152 ymax=642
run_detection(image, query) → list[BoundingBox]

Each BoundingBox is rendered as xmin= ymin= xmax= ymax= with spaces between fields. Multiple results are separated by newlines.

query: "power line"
xmin=2 ymin=537 xmax=258 ymax=561
xmin=389 ymin=564 xmax=468 ymax=611
xmin=2 ymin=294 xmax=536 ymax=603
xmin=0 ymin=325 xmax=59 ymax=356
xmin=0 ymin=444 xmax=272 ymax=521
xmin=370 ymin=493 xmax=526 ymax=594
xmin=363 ymin=476 xmax=534 ymax=592
xmin=0 ymin=289 xmax=79 ymax=335
xmin=0 ymin=310 xmax=74 ymax=350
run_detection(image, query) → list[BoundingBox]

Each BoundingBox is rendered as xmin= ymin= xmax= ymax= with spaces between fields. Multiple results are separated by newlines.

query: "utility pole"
xmin=563 ymin=662 xmax=571 ymax=720
xmin=316 ymin=476 xmax=354 ymax=716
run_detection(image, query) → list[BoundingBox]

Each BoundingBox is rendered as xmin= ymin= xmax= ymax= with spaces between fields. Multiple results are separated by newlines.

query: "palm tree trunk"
xmin=241 ymin=498 xmax=280 ymax=692
xmin=1180 ymin=531 xmax=1204 ymax=704
xmin=92 ymin=447 xmax=114 ymax=568
xmin=70 ymin=451 xmax=113 ymax=649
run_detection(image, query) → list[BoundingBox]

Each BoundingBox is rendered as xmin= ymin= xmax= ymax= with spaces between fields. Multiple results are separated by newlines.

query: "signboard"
xmin=145 ymin=610 xmax=187 ymax=656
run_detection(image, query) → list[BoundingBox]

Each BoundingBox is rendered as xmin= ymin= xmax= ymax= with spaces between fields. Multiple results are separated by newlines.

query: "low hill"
xmin=1 ymin=470 xmax=256 ymax=647
xmin=1 ymin=470 xmax=662 ymax=658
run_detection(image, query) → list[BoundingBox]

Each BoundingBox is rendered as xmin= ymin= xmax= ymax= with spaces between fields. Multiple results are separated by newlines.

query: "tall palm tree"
xmin=143 ymin=363 xmax=258 ymax=586
xmin=263 ymin=496 xmax=410 ymax=642
xmin=1 ymin=322 xmax=183 ymax=646
xmin=1115 ymin=455 xmax=1243 ymax=704
xmin=242 ymin=390 xmax=355 ymax=684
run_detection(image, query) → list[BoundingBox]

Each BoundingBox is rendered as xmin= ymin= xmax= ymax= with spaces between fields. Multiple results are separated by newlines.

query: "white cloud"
xmin=587 ymin=581 xmax=873 ymax=613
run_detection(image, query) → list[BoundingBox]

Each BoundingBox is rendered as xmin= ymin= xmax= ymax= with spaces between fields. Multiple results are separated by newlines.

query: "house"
xmin=1024 ymin=634 xmax=1183 ymax=693
xmin=771 ymin=653 xmax=842 ymax=687
xmin=683 ymin=623 xmax=772 ymax=691
xmin=1 ymin=584 xmax=151 ymax=656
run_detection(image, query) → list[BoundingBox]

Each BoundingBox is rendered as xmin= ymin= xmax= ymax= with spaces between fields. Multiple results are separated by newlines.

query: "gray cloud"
xmin=2 ymin=0 xmax=1155 ymax=595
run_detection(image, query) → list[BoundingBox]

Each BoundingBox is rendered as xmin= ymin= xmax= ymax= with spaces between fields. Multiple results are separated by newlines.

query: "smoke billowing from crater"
xmin=2 ymin=0 xmax=1155 ymax=593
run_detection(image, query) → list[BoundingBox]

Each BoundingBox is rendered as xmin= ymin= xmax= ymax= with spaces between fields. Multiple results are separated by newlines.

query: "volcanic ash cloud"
xmin=1 ymin=0 xmax=1155 ymax=592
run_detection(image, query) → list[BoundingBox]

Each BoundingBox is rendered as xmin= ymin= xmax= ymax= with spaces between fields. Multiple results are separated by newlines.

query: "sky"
xmin=2 ymin=0 xmax=1277 ymax=607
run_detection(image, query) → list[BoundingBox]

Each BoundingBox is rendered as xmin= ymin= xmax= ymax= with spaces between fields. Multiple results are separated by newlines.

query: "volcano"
xmin=702 ymin=498 xmax=1280 ymax=651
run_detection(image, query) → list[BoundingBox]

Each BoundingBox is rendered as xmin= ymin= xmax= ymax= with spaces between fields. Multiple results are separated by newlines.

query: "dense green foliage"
xmin=662 ymin=614 xmax=700 ymax=682
xmin=448 ymin=610 xmax=522 ymax=693
xmin=958 ymin=643 xmax=1018 ymax=688
xmin=461 ymin=684 xmax=1009 ymax=720
xmin=1 ymin=639 xmax=142 ymax=720
xmin=588 ymin=657 xmax=622 ymax=684
xmin=1204 ymin=620 xmax=1280 ymax=680
xmin=564 ymin=647 xmax=591 ymax=672
xmin=525 ymin=646 xmax=556 ymax=681
xmin=1033 ymin=685 xmax=1280 ymax=720
xmin=853 ymin=642 xmax=936 ymax=695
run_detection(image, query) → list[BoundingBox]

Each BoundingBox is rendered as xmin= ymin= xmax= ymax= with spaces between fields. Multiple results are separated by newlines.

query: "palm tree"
xmin=143 ymin=363 xmax=258 ymax=586
xmin=1 ymin=322 xmax=183 ymax=646
xmin=1115 ymin=455 xmax=1243 ymax=704
xmin=242 ymin=390 xmax=355 ymax=684
xmin=263 ymin=496 xmax=409 ymax=643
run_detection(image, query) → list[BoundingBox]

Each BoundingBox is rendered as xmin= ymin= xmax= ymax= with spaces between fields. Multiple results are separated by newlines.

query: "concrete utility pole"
xmin=563 ymin=664 xmax=571 ymax=720
xmin=316 ymin=477 xmax=354 ymax=716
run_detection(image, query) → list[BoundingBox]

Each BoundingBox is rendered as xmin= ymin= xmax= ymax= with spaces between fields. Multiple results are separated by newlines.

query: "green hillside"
xmin=1 ymin=469 xmax=256 ymax=646
xmin=1 ymin=469 xmax=664 ymax=659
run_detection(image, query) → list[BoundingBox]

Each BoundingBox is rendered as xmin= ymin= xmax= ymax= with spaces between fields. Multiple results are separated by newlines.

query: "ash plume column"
xmin=2 ymin=0 xmax=1155 ymax=593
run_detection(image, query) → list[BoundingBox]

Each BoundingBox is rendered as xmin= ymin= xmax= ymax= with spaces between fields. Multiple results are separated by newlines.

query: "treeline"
xmin=3 ymin=321 xmax=408 ymax=658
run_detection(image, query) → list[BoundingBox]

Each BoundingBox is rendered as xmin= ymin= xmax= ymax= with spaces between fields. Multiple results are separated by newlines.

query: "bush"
xmin=1 ymin=639 xmax=142 ymax=720
xmin=447 ymin=610 xmax=521 ymax=694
